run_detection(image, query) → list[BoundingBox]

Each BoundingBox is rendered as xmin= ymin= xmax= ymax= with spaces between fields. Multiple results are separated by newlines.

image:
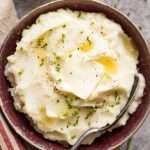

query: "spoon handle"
xmin=70 ymin=127 xmax=100 ymax=150
xmin=70 ymin=75 xmax=139 ymax=150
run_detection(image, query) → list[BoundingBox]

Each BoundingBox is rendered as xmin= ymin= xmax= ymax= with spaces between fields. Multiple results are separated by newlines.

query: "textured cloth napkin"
xmin=0 ymin=0 xmax=18 ymax=45
xmin=0 ymin=0 xmax=26 ymax=149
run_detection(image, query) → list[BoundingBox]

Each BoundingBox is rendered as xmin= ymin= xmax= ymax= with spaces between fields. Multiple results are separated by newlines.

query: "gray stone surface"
xmin=13 ymin=0 xmax=150 ymax=150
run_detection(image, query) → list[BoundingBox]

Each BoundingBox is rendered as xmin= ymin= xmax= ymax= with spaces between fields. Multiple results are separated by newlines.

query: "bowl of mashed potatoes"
xmin=0 ymin=0 xmax=150 ymax=149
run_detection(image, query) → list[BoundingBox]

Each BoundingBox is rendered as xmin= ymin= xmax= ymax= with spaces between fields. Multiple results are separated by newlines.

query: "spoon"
xmin=70 ymin=75 xmax=139 ymax=150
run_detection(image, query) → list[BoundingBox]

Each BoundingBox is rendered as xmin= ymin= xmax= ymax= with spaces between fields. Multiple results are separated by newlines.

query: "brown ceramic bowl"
xmin=0 ymin=0 xmax=150 ymax=150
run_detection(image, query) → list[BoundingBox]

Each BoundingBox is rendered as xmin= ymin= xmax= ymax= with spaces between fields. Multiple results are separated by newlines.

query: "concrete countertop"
xmin=13 ymin=0 xmax=150 ymax=150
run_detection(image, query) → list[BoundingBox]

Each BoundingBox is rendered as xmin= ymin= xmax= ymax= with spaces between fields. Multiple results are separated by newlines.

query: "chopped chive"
xmin=88 ymin=121 xmax=91 ymax=126
xmin=85 ymin=108 xmax=96 ymax=120
xmin=41 ymin=43 xmax=47 ymax=48
xmin=55 ymin=65 xmax=61 ymax=72
xmin=18 ymin=69 xmax=24 ymax=76
xmin=40 ymin=58 xmax=45 ymax=66
xmin=80 ymin=31 xmax=84 ymax=34
xmin=77 ymin=12 xmax=82 ymax=18
xmin=71 ymin=135 xmax=76 ymax=139
xmin=60 ymin=33 xmax=65 ymax=43
xmin=87 ymin=36 xmax=92 ymax=44
xmin=73 ymin=116 xmax=79 ymax=126
xmin=90 ymin=21 xmax=95 ymax=26
xmin=56 ymin=99 xmax=60 ymax=103
xmin=68 ymin=54 xmax=72 ymax=58
xmin=63 ymin=112 xmax=69 ymax=117
xmin=19 ymin=47 xmax=24 ymax=52
xmin=62 ymin=24 xmax=66 ymax=28
xmin=56 ymin=56 xmax=61 ymax=60
xmin=57 ymin=78 xmax=62 ymax=83
xmin=66 ymin=99 xmax=72 ymax=109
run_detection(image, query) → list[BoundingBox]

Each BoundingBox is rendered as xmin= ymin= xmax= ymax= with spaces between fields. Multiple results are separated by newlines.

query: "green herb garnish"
xmin=68 ymin=54 xmax=72 ymax=58
xmin=18 ymin=69 xmax=24 ymax=76
xmin=60 ymin=33 xmax=65 ymax=43
xmin=57 ymin=78 xmax=62 ymax=83
xmin=85 ymin=108 xmax=96 ymax=120
xmin=56 ymin=99 xmax=60 ymax=103
xmin=55 ymin=64 xmax=61 ymax=72
xmin=87 ymin=36 xmax=92 ymax=45
xmin=66 ymin=99 xmax=73 ymax=109
xmin=40 ymin=58 xmax=45 ymax=66
xmin=41 ymin=43 xmax=47 ymax=48
xmin=77 ymin=12 xmax=82 ymax=18
xmin=80 ymin=31 xmax=84 ymax=34
xmin=71 ymin=135 xmax=76 ymax=139
xmin=73 ymin=116 xmax=80 ymax=126
xmin=62 ymin=24 xmax=66 ymax=28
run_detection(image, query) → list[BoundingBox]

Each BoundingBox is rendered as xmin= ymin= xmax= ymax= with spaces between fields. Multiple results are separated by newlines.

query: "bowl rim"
xmin=0 ymin=0 xmax=150 ymax=149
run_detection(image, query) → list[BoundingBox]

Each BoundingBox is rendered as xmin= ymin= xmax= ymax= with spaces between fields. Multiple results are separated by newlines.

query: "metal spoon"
xmin=70 ymin=75 xmax=139 ymax=150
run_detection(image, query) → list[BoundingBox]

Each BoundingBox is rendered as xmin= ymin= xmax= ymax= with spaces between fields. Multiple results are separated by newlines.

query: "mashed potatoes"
xmin=5 ymin=9 xmax=145 ymax=145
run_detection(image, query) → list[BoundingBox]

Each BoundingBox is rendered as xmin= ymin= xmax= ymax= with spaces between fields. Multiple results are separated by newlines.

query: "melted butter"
xmin=31 ymin=31 xmax=51 ymax=66
xmin=34 ymin=48 xmax=48 ymax=66
xmin=102 ymin=73 xmax=112 ymax=82
xmin=79 ymin=37 xmax=93 ymax=52
xmin=39 ymin=107 xmax=56 ymax=124
xmin=96 ymin=56 xmax=118 ymax=74
xmin=35 ymin=48 xmax=47 ymax=58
